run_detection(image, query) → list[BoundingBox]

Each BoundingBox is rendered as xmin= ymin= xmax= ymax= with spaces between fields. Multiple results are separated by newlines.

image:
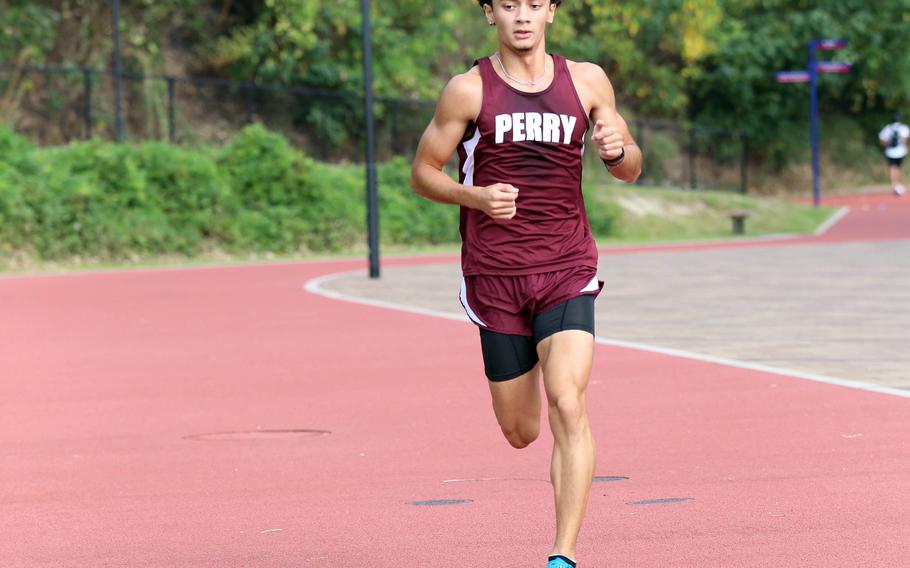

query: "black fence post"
xmin=361 ymin=0 xmax=380 ymax=279
xmin=317 ymin=97 xmax=330 ymax=160
xmin=166 ymin=77 xmax=176 ymax=142
xmin=83 ymin=68 xmax=93 ymax=139
xmin=111 ymin=0 xmax=124 ymax=141
xmin=243 ymin=84 xmax=254 ymax=124
xmin=390 ymin=101 xmax=399 ymax=156
xmin=740 ymin=131 xmax=748 ymax=194
xmin=688 ymin=126 xmax=697 ymax=190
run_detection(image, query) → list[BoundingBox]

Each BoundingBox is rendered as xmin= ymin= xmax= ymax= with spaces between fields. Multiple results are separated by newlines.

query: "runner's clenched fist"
xmin=592 ymin=119 xmax=624 ymax=162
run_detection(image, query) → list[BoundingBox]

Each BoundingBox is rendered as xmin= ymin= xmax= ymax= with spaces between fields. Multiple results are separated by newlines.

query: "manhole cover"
xmin=626 ymin=498 xmax=693 ymax=506
xmin=185 ymin=429 xmax=331 ymax=441
xmin=408 ymin=499 xmax=473 ymax=507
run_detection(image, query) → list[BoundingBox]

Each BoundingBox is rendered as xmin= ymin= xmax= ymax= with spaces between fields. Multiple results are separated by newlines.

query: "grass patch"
xmin=585 ymin=183 xmax=836 ymax=243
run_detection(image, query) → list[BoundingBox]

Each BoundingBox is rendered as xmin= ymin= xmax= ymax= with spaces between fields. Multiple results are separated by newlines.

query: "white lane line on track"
xmin=305 ymin=269 xmax=910 ymax=400
xmin=599 ymin=337 xmax=910 ymax=399
xmin=304 ymin=269 xmax=469 ymax=323
xmin=815 ymin=206 xmax=850 ymax=236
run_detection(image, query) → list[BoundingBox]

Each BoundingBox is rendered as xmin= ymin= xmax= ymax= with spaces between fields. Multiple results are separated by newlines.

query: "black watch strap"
xmin=603 ymin=146 xmax=625 ymax=168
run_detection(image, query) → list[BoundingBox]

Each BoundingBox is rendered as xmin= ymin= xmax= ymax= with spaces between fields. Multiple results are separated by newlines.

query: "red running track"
xmin=2 ymin=195 xmax=909 ymax=567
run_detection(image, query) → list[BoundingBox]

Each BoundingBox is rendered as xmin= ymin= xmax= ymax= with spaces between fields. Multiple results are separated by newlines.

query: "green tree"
xmin=690 ymin=0 xmax=910 ymax=166
xmin=211 ymin=0 xmax=484 ymax=99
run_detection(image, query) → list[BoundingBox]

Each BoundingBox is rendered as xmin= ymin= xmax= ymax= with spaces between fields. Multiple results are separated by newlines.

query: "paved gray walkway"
xmin=321 ymin=239 xmax=910 ymax=388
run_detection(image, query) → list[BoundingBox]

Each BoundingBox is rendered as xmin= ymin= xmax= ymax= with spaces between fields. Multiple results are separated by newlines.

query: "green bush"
xmin=0 ymin=163 xmax=34 ymax=253
xmin=303 ymin=161 xmax=364 ymax=252
xmin=217 ymin=124 xmax=364 ymax=253
xmin=137 ymin=142 xmax=229 ymax=252
xmin=582 ymin=187 xmax=622 ymax=238
xmin=0 ymin=128 xmax=35 ymax=169
xmin=0 ymin=124 xmax=617 ymax=264
xmin=219 ymin=123 xmax=310 ymax=210
xmin=379 ymin=157 xmax=459 ymax=245
xmin=0 ymin=131 xmax=39 ymax=254
xmin=22 ymin=140 xmax=225 ymax=258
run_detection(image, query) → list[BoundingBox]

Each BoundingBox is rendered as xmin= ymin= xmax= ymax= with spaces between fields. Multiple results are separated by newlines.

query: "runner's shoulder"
xmin=564 ymin=59 xmax=615 ymax=110
xmin=438 ymin=67 xmax=483 ymax=119
xmin=444 ymin=66 xmax=483 ymax=98
xmin=565 ymin=59 xmax=611 ymax=87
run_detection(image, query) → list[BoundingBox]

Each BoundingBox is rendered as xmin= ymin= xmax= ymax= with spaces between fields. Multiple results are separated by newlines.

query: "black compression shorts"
xmin=478 ymin=294 xmax=596 ymax=382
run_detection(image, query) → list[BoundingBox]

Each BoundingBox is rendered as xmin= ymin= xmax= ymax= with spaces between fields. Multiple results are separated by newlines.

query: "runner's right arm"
xmin=411 ymin=72 xmax=519 ymax=220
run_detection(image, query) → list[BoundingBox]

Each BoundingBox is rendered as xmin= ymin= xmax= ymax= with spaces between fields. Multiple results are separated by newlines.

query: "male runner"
xmin=879 ymin=113 xmax=909 ymax=196
xmin=410 ymin=1 xmax=641 ymax=566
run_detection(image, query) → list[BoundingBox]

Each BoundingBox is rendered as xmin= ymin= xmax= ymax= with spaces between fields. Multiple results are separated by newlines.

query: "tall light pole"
xmin=111 ymin=0 xmax=124 ymax=141
xmin=361 ymin=0 xmax=380 ymax=278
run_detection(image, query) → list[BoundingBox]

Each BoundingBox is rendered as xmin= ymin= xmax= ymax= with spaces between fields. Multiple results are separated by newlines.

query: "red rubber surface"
xmin=2 ymin=195 xmax=909 ymax=567
xmin=814 ymin=193 xmax=910 ymax=241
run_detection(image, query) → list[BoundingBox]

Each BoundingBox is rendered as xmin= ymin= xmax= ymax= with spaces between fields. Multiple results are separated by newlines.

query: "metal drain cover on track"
xmin=408 ymin=499 xmax=473 ymax=507
xmin=626 ymin=498 xmax=693 ymax=506
xmin=593 ymin=476 xmax=629 ymax=483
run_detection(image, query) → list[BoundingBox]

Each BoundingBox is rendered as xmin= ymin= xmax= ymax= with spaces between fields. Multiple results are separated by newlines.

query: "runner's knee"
xmin=501 ymin=421 xmax=539 ymax=449
xmin=548 ymin=393 xmax=586 ymax=432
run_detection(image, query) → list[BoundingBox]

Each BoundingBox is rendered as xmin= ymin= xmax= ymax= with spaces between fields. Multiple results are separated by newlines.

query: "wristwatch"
xmin=603 ymin=146 xmax=625 ymax=168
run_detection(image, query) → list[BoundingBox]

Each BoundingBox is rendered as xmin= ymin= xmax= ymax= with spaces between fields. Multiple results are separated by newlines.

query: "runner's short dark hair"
xmin=478 ymin=0 xmax=563 ymax=6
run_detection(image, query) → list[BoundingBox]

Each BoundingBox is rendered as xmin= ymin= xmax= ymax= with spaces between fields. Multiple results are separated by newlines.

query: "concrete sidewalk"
xmin=321 ymin=194 xmax=910 ymax=389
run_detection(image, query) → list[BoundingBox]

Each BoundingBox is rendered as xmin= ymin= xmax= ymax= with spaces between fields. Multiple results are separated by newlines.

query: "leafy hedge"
xmin=0 ymin=124 xmax=623 ymax=263
xmin=0 ymin=126 xmax=407 ymax=261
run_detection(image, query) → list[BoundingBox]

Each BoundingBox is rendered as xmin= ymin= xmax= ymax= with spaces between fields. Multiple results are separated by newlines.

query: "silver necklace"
xmin=493 ymin=52 xmax=549 ymax=87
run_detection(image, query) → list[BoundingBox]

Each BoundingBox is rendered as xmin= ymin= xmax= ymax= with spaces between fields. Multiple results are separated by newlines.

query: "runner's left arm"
xmin=580 ymin=64 xmax=642 ymax=183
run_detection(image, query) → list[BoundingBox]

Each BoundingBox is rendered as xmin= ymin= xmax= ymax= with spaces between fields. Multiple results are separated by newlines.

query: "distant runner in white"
xmin=879 ymin=113 xmax=909 ymax=196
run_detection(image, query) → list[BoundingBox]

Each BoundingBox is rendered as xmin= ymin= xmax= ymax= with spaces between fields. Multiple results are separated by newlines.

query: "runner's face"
xmin=484 ymin=0 xmax=556 ymax=52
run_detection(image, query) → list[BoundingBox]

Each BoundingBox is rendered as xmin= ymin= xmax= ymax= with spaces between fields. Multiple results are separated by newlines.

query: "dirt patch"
xmin=616 ymin=194 xmax=705 ymax=218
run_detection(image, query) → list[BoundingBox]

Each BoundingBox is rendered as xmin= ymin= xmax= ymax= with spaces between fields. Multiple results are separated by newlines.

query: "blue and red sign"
xmin=816 ymin=61 xmax=852 ymax=74
xmin=775 ymin=39 xmax=852 ymax=207
xmin=776 ymin=71 xmax=810 ymax=84
xmin=814 ymin=39 xmax=847 ymax=51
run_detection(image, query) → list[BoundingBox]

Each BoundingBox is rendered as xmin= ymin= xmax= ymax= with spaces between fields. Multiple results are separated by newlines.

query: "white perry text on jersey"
xmin=495 ymin=112 xmax=577 ymax=145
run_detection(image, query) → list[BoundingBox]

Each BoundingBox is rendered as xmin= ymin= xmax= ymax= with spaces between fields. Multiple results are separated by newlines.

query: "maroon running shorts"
xmin=459 ymin=265 xmax=604 ymax=337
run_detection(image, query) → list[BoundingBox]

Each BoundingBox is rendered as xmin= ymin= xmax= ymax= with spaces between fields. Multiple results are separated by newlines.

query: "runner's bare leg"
xmin=488 ymin=363 xmax=542 ymax=448
xmin=538 ymin=330 xmax=596 ymax=560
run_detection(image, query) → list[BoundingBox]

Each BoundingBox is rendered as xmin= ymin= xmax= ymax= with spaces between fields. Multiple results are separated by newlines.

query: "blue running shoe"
xmin=548 ymin=555 xmax=576 ymax=568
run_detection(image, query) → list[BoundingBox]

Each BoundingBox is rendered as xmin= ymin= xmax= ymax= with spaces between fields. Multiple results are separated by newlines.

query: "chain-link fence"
xmin=626 ymin=118 xmax=749 ymax=192
xmin=1 ymin=64 xmax=747 ymax=192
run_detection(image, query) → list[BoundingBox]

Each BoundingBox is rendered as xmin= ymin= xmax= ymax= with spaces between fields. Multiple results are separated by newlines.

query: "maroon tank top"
xmin=457 ymin=54 xmax=598 ymax=276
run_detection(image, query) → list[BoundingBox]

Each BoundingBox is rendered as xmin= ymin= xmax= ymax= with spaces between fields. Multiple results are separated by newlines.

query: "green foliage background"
xmin=0 ymin=0 xmax=905 ymax=263
xmin=3 ymin=1 xmax=908 ymax=167
xmin=1 ymin=123 xmax=832 ymax=265
xmin=0 ymin=124 xmax=467 ymax=262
